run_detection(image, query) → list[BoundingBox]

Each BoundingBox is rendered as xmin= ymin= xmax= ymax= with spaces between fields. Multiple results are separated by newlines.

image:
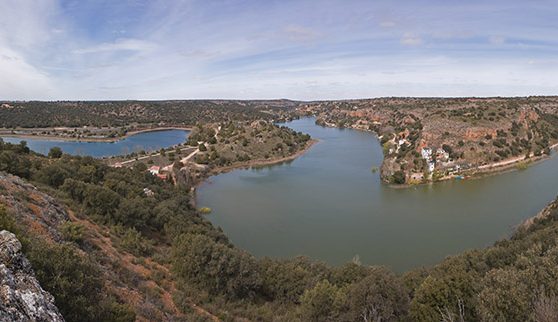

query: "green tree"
xmin=27 ymin=241 xmax=134 ymax=322
xmin=392 ymin=171 xmax=406 ymax=184
xmin=346 ymin=267 xmax=409 ymax=322
xmin=172 ymin=233 xmax=262 ymax=299
xmin=48 ymin=146 xmax=63 ymax=158
xmin=299 ymin=280 xmax=346 ymax=321
xmin=82 ymin=185 xmax=121 ymax=222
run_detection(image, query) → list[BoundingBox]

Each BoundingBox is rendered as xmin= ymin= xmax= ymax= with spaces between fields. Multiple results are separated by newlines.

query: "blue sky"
xmin=1 ymin=0 xmax=557 ymax=100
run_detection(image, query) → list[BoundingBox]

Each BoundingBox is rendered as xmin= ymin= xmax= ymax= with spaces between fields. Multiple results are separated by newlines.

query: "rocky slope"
xmin=0 ymin=230 xmax=64 ymax=321
xmin=302 ymin=97 xmax=558 ymax=184
xmin=0 ymin=172 xmax=69 ymax=242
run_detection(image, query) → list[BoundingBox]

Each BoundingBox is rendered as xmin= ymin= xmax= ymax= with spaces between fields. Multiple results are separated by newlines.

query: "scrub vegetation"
xmin=2 ymin=137 xmax=558 ymax=321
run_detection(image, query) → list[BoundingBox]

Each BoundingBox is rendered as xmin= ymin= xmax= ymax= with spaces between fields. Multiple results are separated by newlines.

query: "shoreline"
xmin=315 ymin=118 xmax=558 ymax=189
xmin=388 ymin=153 xmax=555 ymax=189
xmin=191 ymin=139 xmax=318 ymax=208
xmin=209 ymin=139 xmax=318 ymax=175
xmin=0 ymin=126 xmax=191 ymax=143
xmin=388 ymin=142 xmax=558 ymax=188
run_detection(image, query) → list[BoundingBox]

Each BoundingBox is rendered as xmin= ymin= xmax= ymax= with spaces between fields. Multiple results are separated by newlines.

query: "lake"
xmin=197 ymin=117 xmax=558 ymax=272
xmin=1 ymin=129 xmax=189 ymax=158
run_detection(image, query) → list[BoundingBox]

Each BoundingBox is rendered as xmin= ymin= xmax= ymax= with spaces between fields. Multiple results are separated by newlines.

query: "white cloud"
xmin=400 ymin=33 xmax=423 ymax=46
xmin=72 ymin=38 xmax=157 ymax=54
xmin=489 ymin=35 xmax=506 ymax=45
xmin=0 ymin=0 xmax=60 ymax=99
xmin=0 ymin=0 xmax=557 ymax=100
xmin=379 ymin=21 xmax=396 ymax=28
xmin=283 ymin=25 xmax=319 ymax=42
xmin=0 ymin=47 xmax=54 ymax=99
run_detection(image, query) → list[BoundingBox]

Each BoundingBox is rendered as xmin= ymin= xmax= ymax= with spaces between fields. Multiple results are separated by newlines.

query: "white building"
xmin=428 ymin=161 xmax=435 ymax=173
xmin=436 ymin=148 xmax=450 ymax=161
xmin=148 ymin=165 xmax=160 ymax=175
xmin=421 ymin=147 xmax=433 ymax=160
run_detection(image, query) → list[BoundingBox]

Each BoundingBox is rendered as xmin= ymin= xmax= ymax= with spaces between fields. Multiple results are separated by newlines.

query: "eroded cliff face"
xmin=0 ymin=230 xmax=64 ymax=321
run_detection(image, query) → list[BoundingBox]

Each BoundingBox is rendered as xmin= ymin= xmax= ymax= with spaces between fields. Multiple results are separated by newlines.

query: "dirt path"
xmin=113 ymin=145 xmax=195 ymax=167
xmin=476 ymin=142 xmax=558 ymax=170
xmin=180 ymin=148 xmax=199 ymax=163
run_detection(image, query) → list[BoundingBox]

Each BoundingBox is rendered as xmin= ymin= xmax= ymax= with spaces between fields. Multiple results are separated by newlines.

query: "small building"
xmin=410 ymin=173 xmax=424 ymax=181
xmin=428 ymin=161 xmax=435 ymax=173
xmin=421 ymin=147 xmax=433 ymax=160
xmin=398 ymin=139 xmax=408 ymax=147
xmin=148 ymin=166 xmax=160 ymax=175
xmin=143 ymin=188 xmax=155 ymax=197
xmin=156 ymin=173 xmax=168 ymax=180
xmin=436 ymin=148 xmax=450 ymax=161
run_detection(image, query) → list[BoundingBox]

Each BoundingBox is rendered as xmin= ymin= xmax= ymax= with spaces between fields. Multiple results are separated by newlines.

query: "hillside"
xmin=2 ymin=131 xmax=558 ymax=321
xmin=301 ymin=97 xmax=558 ymax=184
xmin=0 ymin=100 xmax=298 ymax=129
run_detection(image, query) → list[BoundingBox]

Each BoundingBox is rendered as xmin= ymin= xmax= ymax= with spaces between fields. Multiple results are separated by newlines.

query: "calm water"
xmin=198 ymin=117 xmax=558 ymax=272
xmin=1 ymin=129 xmax=189 ymax=158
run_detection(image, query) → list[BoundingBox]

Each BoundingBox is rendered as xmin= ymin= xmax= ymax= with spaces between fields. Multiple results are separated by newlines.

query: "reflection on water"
xmin=198 ymin=117 xmax=558 ymax=271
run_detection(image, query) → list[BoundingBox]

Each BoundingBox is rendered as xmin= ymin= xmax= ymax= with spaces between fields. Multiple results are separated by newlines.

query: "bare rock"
xmin=0 ymin=230 xmax=64 ymax=322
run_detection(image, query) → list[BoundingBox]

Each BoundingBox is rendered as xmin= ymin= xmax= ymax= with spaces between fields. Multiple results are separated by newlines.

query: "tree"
xmin=48 ymin=146 xmax=63 ymax=158
xmin=198 ymin=143 xmax=207 ymax=152
xmin=260 ymin=257 xmax=330 ymax=304
xmin=34 ymin=164 xmax=70 ymax=188
xmin=392 ymin=171 xmax=406 ymax=184
xmin=27 ymin=241 xmax=135 ymax=322
xmin=299 ymin=280 xmax=346 ymax=321
xmin=82 ymin=185 xmax=121 ymax=222
xmin=0 ymin=150 xmax=31 ymax=178
xmin=172 ymin=233 xmax=262 ymax=299
xmin=114 ymin=197 xmax=152 ymax=230
xmin=346 ymin=267 xmax=409 ymax=322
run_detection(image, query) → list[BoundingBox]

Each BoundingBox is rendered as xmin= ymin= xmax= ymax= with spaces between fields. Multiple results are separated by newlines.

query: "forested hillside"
xmin=1 ymin=137 xmax=558 ymax=321
xmin=0 ymin=100 xmax=298 ymax=128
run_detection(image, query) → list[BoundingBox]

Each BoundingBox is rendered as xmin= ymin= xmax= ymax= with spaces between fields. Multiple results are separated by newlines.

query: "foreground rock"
xmin=0 ymin=230 xmax=64 ymax=321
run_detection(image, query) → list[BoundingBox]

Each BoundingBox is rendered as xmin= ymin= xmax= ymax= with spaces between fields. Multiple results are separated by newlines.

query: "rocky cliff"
xmin=0 ymin=230 xmax=64 ymax=321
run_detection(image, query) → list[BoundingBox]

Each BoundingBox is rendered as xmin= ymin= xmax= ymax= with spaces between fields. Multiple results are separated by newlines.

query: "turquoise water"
xmin=1 ymin=129 xmax=189 ymax=158
xmin=198 ymin=117 xmax=558 ymax=272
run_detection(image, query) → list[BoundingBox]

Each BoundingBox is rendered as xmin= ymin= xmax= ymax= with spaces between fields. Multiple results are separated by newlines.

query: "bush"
xmin=60 ymin=221 xmax=85 ymax=244
xmin=112 ymin=225 xmax=153 ymax=256
xmin=48 ymin=146 xmax=63 ymax=158
xmin=172 ymin=233 xmax=262 ymax=299
xmin=346 ymin=267 xmax=409 ymax=321
xmin=299 ymin=280 xmax=346 ymax=321
xmin=392 ymin=171 xmax=406 ymax=184
xmin=27 ymin=240 xmax=135 ymax=322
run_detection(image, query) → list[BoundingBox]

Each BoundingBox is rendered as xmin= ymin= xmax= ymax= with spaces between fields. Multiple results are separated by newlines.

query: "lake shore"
xmin=388 ymin=143 xmax=558 ymax=188
xmin=209 ymin=139 xmax=318 ymax=175
xmin=0 ymin=126 xmax=191 ymax=143
xmin=191 ymin=139 xmax=317 ymax=208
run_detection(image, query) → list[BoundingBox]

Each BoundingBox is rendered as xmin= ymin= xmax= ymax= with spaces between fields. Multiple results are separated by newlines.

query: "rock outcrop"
xmin=0 ymin=172 xmax=69 ymax=242
xmin=0 ymin=230 xmax=64 ymax=321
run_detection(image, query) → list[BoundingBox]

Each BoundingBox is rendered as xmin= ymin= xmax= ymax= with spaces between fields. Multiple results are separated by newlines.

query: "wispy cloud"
xmin=0 ymin=0 xmax=557 ymax=100
xmin=489 ymin=35 xmax=506 ymax=45
xmin=72 ymin=38 xmax=157 ymax=54
xmin=400 ymin=33 xmax=423 ymax=46
xmin=282 ymin=25 xmax=320 ymax=42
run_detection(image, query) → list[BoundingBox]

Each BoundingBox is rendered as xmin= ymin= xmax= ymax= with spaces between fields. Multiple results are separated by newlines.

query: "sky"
xmin=0 ymin=0 xmax=557 ymax=100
